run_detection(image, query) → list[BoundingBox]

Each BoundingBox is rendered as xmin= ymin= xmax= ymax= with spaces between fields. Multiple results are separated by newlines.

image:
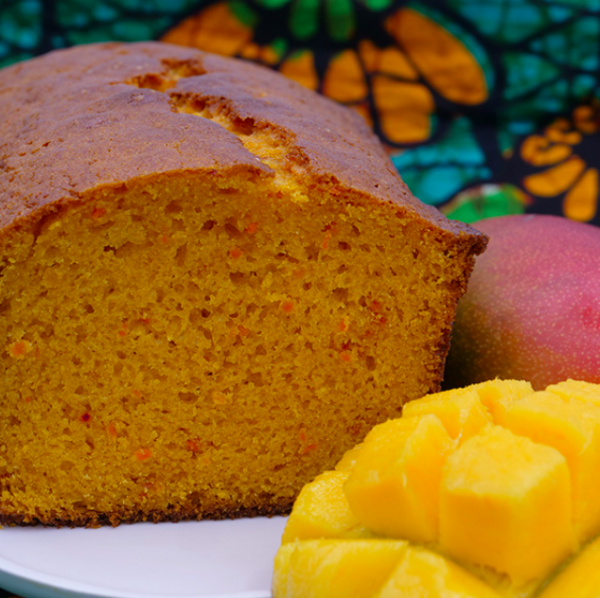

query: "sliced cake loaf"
xmin=0 ymin=42 xmax=486 ymax=526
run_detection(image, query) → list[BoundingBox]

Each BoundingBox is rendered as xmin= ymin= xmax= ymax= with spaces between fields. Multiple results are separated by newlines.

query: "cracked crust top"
xmin=0 ymin=41 xmax=486 ymax=253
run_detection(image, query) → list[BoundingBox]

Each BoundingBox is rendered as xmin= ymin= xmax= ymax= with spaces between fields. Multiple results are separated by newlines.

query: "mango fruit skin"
xmin=445 ymin=215 xmax=600 ymax=390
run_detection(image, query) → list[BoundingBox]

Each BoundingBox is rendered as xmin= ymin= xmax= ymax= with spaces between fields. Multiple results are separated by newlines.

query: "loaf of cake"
xmin=0 ymin=41 xmax=487 ymax=527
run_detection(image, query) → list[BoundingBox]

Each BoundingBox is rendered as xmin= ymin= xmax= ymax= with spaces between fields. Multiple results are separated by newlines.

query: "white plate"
xmin=0 ymin=516 xmax=288 ymax=598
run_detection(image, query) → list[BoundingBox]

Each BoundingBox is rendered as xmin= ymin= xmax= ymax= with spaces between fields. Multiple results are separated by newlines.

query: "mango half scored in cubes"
xmin=274 ymin=539 xmax=501 ymax=598
xmin=439 ymin=426 xmax=573 ymax=585
xmin=273 ymin=539 xmax=408 ymax=598
xmin=273 ymin=379 xmax=600 ymax=598
xmin=344 ymin=415 xmax=453 ymax=543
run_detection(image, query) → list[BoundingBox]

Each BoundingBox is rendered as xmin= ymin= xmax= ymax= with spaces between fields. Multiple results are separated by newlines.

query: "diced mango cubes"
xmin=274 ymin=379 xmax=600 ymax=598
xmin=546 ymin=380 xmax=600 ymax=408
xmin=440 ymin=425 xmax=574 ymax=584
xmin=274 ymin=539 xmax=407 ymax=598
xmin=402 ymin=388 xmax=492 ymax=443
xmin=500 ymin=390 xmax=600 ymax=543
xmin=344 ymin=415 xmax=453 ymax=542
xmin=537 ymin=534 xmax=600 ymax=598
xmin=377 ymin=547 xmax=502 ymax=598
xmin=274 ymin=540 xmax=502 ymax=598
xmin=281 ymin=470 xmax=374 ymax=543
xmin=470 ymin=379 xmax=535 ymax=422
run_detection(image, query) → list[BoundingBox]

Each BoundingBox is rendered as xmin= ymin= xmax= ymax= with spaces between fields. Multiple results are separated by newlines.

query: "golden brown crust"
xmin=0 ymin=501 xmax=293 ymax=529
xmin=0 ymin=41 xmax=486 ymax=255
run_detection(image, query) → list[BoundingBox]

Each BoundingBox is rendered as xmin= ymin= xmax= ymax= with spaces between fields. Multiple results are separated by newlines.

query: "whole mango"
xmin=444 ymin=215 xmax=600 ymax=390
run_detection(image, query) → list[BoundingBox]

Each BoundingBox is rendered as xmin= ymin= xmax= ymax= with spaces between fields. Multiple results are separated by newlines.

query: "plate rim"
xmin=0 ymin=517 xmax=286 ymax=598
xmin=0 ymin=554 xmax=273 ymax=598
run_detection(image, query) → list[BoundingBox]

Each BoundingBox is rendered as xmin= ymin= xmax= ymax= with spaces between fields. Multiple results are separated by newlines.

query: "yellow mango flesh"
xmin=501 ymin=391 xmax=600 ymax=543
xmin=402 ymin=388 xmax=492 ymax=443
xmin=344 ymin=414 xmax=453 ymax=542
xmin=273 ymin=380 xmax=600 ymax=598
xmin=377 ymin=547 xmax=503 ymax=598
xmin=470 ymin=379 xmax=535 ymax=421
xmin=546 ymin=379 xmax=600 ymax=408
xmin=402 ymin=378 xmax=534 ymax=439
xmin=538 ymin=535 xmax=600 ymax=598
xmin=273 ymin=539 xmax=407 ymax=598
xmin=272 ymin=544 xmax=292 ymax=598
xmin=281 ymin=470 xmax=374 ymax=543
xmin=334 ymin=444 xmax=363 ymax=472
xmin=273 ymin=540 xmax=501 ymax=598
xmin=440 ymin=425 xmax=575 ymax=585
